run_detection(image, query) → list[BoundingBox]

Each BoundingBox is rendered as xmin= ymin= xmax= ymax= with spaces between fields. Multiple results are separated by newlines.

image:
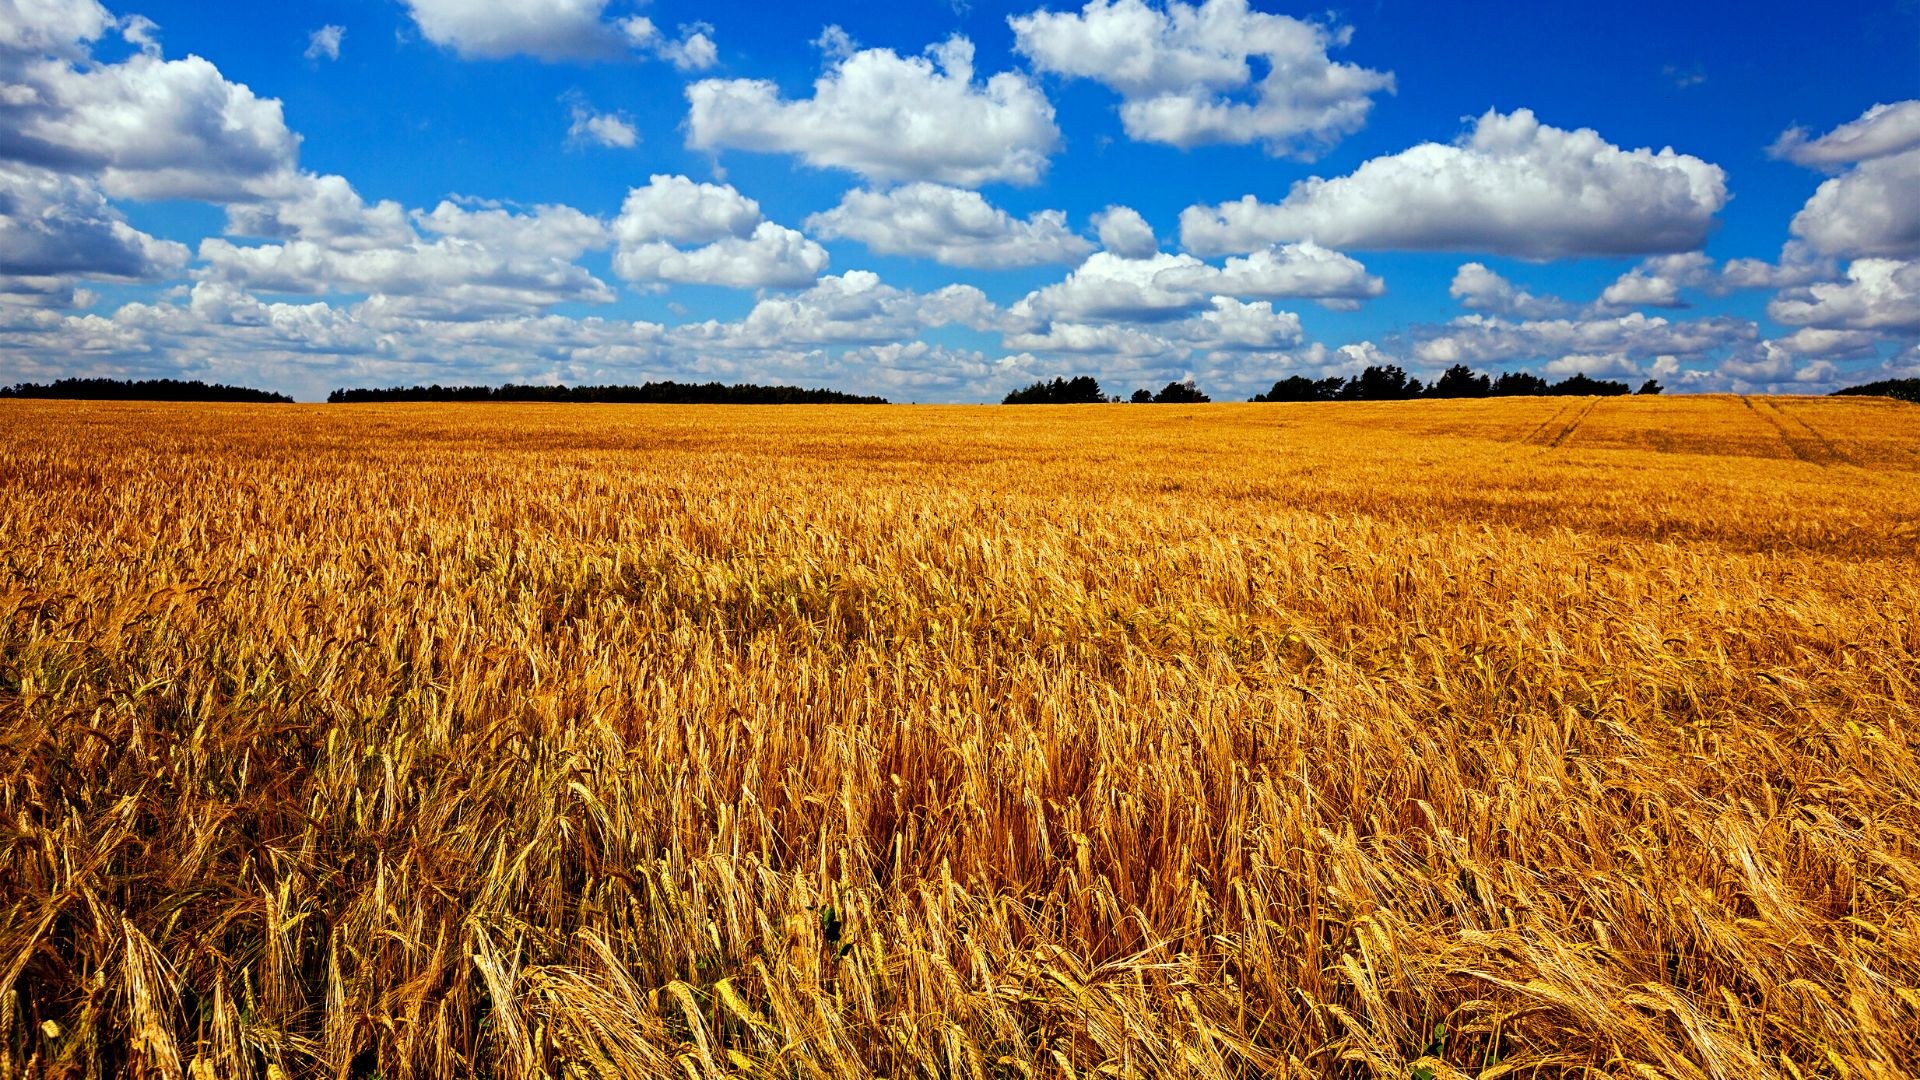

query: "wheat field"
xmin=2 ymin=395 xmax=1917 ymax=1079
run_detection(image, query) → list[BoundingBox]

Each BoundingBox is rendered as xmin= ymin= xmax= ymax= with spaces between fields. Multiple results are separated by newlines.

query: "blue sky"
xmin=1 ymin=0 xmax=1916 ymax=401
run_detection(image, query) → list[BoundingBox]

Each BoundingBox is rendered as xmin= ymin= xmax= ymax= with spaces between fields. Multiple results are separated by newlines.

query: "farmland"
xmin=2 ymin=395 xmax=1918 ymax=1078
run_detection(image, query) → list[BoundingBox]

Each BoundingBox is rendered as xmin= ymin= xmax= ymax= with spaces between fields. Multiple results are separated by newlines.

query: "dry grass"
xmin=2 ymin=395 xmax=1917 ymax=1079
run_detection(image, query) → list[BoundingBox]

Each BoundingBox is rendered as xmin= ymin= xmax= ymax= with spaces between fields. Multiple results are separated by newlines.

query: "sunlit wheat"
xmin=2 ymin=395 xmax=1916 ymax=1078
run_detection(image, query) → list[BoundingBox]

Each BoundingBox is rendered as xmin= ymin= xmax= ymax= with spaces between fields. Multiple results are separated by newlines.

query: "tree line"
xmin=0 ymin=377 xmax=293 ymax=403
xmin=1002 ymin=367 xmax=1657 ymax=404
xmin=327 ymin=382 xmax=887 ymax=404
xmin=1832 ymin=378 xmax=1919 ymax=404
xmin=1002 ymin=376 xmax=1211 ymax=404
xmin=1253 ymin=365 xmax=1658 ymax=401
xmin=5 ymin=373 xmax=1913 ymax=406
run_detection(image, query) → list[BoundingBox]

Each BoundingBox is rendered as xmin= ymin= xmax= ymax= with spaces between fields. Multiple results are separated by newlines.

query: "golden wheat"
xmin=2 ymin=395 xmax=1917 ymax=1079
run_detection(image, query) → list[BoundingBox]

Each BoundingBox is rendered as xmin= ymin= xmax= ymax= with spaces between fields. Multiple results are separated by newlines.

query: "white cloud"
xmin=1766 ymin=327 xmax=1883 ymax=360
xmin=686 ymin=35 xmax=1059 ymax=186
xmin=0 ymin=162 xmax=188 ymax=283
xmin=805 ymin=184 xmax=1093 ymax=269
xmin=1720 ymin=242 xmax=1836 ymax=290
xmin=0 ymin=0 xmax=115 ymax=60
xmin=0 ymin=284 xmax=684 ymax=401
xmin=1210 ymin=243 xmax=1383 ymax=307
xmin=1014 ymin=251 xmax=1213 ymax=323
xmin=1448 ymin=263 xmax=1571 ymax=318
xmin=651 ymin=23 xmax=718 ymax=72
xmin=612 ymin=174 xmax=828 ymax=289
xmin=671 ymin=270 xmax=996 ymax=349
xmin=1716 ymin=339 xmax=1850 ymax=388
xmin=1409 ymin=311 xmax=1756 ymax=368
xmin=305 ymin=25 xmax=344 ymax=62
xmin=617 ymin=224 xmax=828 ymax=290
xmin=1270 ymin=339 xmax=1396 ymax=378
xmin=1010 ymin=0 xmax=1392 ymax=156
xmin=223 ymin=172 xmax=414 ymax=250
xmin=1787 ymin=148 xmax=1920 ymax=259
xmin=1179 ymin=109 xmax=1727 ymax=259
xmin=1188 ymin=296 xmax=1307 ymax=349
xmin=199 ymin=198 xmax=615 ymax=318
xmin=1540 ymin=352 xmax=1641 ymax=379
xmin=1770 ymin=101 xmax=1920 ymax=169
xmin=0 ymin=48 xmax=300 ymax=201
xmin=1011 ymin=245 xmax=1380 ymax=326
xmin=1599 ymin=252 xmax=1715 ymax=309
xmin=117 ymin=15 xmax=159 ymax=56
xmin=613 ymin=174 xmax=762 ymax=247
xmin=1005 ymin=295 xmax=1302 ymax=356
xmin=566 ymin=102 xmax=638 ymax=149
xmin=1092 ymin=206 xmax=1158 ymax=258
xmin=415 ymin=198 xmax=606 ymax=260
xmin=400 ymin=0 xmax=716 ymax=65
xmin=1767 ymin=258 xmax=1920 ymax=333
xmin=400 ymin=0 xmax=628 ymax=61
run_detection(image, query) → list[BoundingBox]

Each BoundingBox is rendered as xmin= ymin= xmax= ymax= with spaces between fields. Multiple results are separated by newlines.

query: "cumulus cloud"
xmin=1787 ymin=148 xmax=1920 ymax=259
xmin=645 ymin=22 xmax=718 ymax=72
xmin=0 ymin=282 xmax=686 ymax=400
xmin=1179 ymin=109 xmax=1727 ymax=259
xmin=200 ymin=198 xmax=615 ymax=318
xmin=1541 ymin=352 xmax=1643 ymax=379
xmin=1005 ymin=296 xmax=1302 ymax=356
xmin=1599 ymin=252 xmax=1715 ymax=309
xmin=1010 ymin=0 xmax=1392 ymax=156
xmin=1011 ymin=245 xmax=1380 ymax=327
xmin=1770 ymin=101 xmax=1920 ymax=169
xmin=686 ymin=35 xmax=1059 ymax=186
xmin=805 ymin=184 xmax=1093 ymax=269
xmin=305 ymin=25 xmax=344 ymax=62
xmin=0 ymin=0 xmax=116 ymax=60
xmin=1448 ymin=263 xmax=1571 ymax=318
xmin=1210 ymin=243 xmax=1384 ymax=308
xmin=1092 ymin=206 xmax=1158 ymax=258
xmin=1720 ymin=242 xmax=1836 ymax=291
xmin=223 ymin=172 xmax=414 ymax=250
xmin=1301 ymin=340 xmax=1395 ymax=376
xmin=671 ymin=270 xmax=996 ymax=350
xmin=0 ymin=163 xmax=188 ymax=283
xmin=1013 ymin=252 xmax=1213 ymax=323
xmin=400 ymin=0 xmax=716 ymax=65
xmin=612 ymin=174 xmax=827 ymax=289
xmin=1766 ymin=258 xmax=1920 ymax=333
xmin=1715 ymin=331 xmax=1862 ymax=387
xmin=566 ymin=101 xmax=638 ymax=149
xmin=0 ymin=42 xmax=300 ymax=201
xmin=1409 ymin=311 xmax=1756 ymax=369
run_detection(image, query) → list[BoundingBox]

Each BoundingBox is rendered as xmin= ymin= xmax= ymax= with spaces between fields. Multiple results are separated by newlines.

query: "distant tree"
xmin=1833 ymin=378 xmax=1920 ymax=404
xmin=1546 ymin=373 xmax=1632 ymax=396
xmin=1490 ymin=371 xmax=1550 ymax=396
xmin=1251 ymin=375 xmax=1316 ymax=402
xmin=1151 ymin=379 xmax=1211 ymax=403
xmin=1130 ymin=388 xmax=1155 ymax=403
xmin=1002 ymin=375 xmax=1107 ymax=404
xmin=0 ymin=377 xmax=292 ymax=403
xmin=1340 ymin=365 xmax=1419 ymax=400
xmin=1637 ymin=379 xmax=1665 ymax=395
xmin=1426 ymin=364 xmax=1492 ymax=398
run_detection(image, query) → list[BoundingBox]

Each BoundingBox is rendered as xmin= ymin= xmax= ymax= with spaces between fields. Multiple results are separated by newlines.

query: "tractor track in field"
xmin=1547 ymin=397 xmax=1603 ymax=448
xmin=1521 ymin=400 xmax=1579 ymax=447
xmin=1770 ymin=399 xmax=1858 ymax=466
xmin=1743 ymin=396 xmax=1844 ymax=465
